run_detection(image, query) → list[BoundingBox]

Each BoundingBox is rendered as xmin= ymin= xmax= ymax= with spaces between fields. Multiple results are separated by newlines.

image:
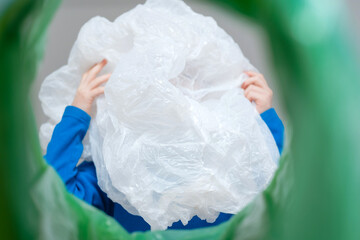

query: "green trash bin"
xmin=0 ymin=0 xmax=359 ymax=239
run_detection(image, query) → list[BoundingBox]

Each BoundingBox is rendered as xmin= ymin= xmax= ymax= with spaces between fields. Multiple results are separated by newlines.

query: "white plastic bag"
xmin=39 ymin=0 xmax=279 ymax=230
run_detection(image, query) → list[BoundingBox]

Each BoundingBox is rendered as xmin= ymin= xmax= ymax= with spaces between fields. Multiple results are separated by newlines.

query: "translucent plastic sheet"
xmin=1 ymin=0 xmax=360 ymax=239
xmin=39 ymin=0 xmax=279 ymax=229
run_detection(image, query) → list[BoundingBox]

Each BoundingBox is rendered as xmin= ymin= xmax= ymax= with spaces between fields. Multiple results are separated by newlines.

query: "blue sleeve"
xmin=44 ymin=106 xmax=113 ymax=214
xmin=260 ymin=108 xmax=285 ymax=154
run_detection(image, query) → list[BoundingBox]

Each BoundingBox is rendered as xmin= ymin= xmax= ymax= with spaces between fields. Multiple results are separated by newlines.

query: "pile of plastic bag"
xmin=39 ymin=0 xmax=279 ymax=230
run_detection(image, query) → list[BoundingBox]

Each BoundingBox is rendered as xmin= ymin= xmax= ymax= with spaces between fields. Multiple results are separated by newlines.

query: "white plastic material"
xmin=39 ymin=0 xmax=279 ymax=230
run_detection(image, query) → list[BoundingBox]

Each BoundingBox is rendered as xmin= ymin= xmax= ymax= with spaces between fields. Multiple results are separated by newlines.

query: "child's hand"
xmin=241 ymin=71 xmax=273 ymax=114
xmin=72 ymin=59 xmax=111 ymax=115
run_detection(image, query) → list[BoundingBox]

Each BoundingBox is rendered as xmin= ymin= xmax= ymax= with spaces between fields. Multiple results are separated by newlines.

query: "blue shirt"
xmin=44 ymin=106 xmax=284 ymax=233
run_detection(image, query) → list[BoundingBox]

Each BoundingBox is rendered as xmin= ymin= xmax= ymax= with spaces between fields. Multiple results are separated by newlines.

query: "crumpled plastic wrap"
xmin=39 ymin=0 xmax=279 ymax=230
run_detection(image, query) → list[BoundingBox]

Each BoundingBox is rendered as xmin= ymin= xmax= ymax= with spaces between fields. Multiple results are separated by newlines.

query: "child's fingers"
xmin=244 ymin=85 xmax=266 ymax=102
xmin=87 ymin=59 xmax=108 ymax=82
xmin=241 ymin=77 xmax=265 ymax=89
xmin=244 ymin=90 xmax=262 ymax=103
xmin=82 ymin=62 xmax=102 ymax=82
xmin=92 ymin=86 xmax=106 ymax=98
xmin=81 ymin=72 xmax=89 ymax=82
xmin=244 ymin=71 xmax=257 ymax=77
xmin=244 ymin=71 xmax=268 ymax=86
xmin=89 ymin=73 xmax=111 ymax=89
xmin=244 ymin=85 xmax=263 ymax=96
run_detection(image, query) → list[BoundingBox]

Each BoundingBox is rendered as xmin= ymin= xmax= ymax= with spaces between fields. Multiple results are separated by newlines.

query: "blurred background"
xmin=31 ymin=0 xmax=360 ymax=131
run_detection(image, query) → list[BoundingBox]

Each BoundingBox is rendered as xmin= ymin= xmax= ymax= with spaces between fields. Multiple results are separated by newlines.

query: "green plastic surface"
xmin=1 ymin=0 xmax=359 ymax=239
